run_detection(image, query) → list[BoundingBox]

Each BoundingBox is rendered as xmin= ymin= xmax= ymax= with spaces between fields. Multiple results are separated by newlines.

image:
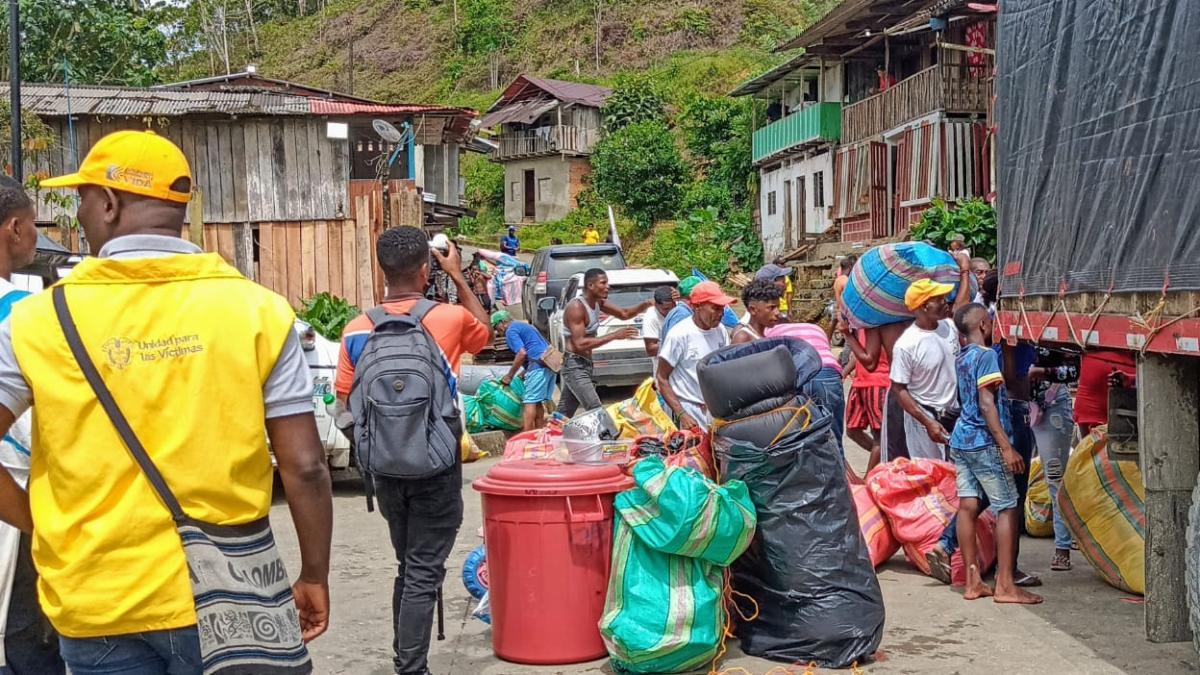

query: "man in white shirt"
xmin=890 ymin=279 xmax=961 ymax=461
xmin=656 ymin=281 xmax=734 ymax=431
xmin=641 ymin=286 xmax=677 ymax=366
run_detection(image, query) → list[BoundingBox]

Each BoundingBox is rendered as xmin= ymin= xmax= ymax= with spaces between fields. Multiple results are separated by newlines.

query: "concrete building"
xmin=732 ymin=54 xmax=844 ymax=261
xmin=480 ymin=75 xmax=611 ymax=223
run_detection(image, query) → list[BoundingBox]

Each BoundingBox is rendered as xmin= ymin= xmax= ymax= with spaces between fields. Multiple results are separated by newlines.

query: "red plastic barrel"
xmin=473 ymin=460 xmax=632 ymax=665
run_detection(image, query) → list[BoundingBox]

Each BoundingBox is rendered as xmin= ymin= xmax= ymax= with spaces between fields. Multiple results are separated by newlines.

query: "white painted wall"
xmin=758 ymin=150 xmax=834 ymax=260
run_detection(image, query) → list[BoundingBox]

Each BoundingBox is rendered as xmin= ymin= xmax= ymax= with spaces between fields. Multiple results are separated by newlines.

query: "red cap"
xmin=689 ymin=281 xmax=737 ymax=307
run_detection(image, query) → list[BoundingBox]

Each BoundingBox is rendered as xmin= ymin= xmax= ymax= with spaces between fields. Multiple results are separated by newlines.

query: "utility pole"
xmin=8 ymin=0 xmax=20 ymax=181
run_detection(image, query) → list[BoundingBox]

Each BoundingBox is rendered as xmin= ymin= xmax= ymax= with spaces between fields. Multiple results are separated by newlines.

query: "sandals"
xmin=926 ymin=546 xmax=953 ymax=586
xmin=1015 ymin=570 xmax=1043 ymax=587
xmin=1051 ymin=550 xmax=1072 ymax=571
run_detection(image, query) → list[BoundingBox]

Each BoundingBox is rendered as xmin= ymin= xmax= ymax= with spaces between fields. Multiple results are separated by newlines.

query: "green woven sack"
xmin=473 ymin=377 xmax=525 ymax=431
xmin=600 ymin=456 xmax=756 ymax=674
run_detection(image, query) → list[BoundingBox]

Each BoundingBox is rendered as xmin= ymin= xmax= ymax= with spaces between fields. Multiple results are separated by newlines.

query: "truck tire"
xmin=1185 ymin=472 xmax=1200 ymax=653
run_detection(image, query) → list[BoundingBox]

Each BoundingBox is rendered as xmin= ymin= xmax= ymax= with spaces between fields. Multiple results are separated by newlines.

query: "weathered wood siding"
xmin=26 ymin=116 xmax=351 ymax=225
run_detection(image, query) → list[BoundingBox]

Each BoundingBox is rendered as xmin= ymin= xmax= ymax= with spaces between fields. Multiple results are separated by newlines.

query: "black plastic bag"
xmin=713 ymin=399 xmax=885 ymax=668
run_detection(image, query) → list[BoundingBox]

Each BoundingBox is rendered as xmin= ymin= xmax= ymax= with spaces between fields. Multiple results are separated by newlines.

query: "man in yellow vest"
xmin=0 ymin=131 xmax=333 ymax=674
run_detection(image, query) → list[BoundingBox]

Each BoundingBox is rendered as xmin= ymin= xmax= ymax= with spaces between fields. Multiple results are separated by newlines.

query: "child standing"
xmin=949 ymin=303 xmax=1043 ymax=604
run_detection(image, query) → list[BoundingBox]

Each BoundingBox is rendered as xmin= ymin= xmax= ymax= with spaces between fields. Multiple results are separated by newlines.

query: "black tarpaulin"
xmin=997 ymin=0 xmax=1200 ymax=296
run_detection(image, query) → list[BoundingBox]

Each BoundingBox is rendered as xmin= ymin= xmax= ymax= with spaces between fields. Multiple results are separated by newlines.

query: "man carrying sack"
xmin=0 ymin=130 xmax=333 ymax=674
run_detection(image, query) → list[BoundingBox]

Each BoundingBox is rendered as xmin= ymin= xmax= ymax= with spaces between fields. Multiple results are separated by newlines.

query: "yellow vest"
xmin=10 ymin=252 xmax=295 ymax=638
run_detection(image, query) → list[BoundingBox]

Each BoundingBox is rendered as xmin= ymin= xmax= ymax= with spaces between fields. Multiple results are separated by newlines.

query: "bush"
xmin=462 ymin=153 xmax=504 ymax=212
xmin=591 ymin=120 xmax=691 ymax=229
xmin=650 ymin=207 xmax=762 ymax=282
xmin=297 ymin=293 xmax=361 ymax=341
xmin=678 ymin=96 xmax=756 ymax=212
xmin=909 ymin=197 xmax=998 ymax=263
xmin=601 ymin=74 xmax=668 ymax=132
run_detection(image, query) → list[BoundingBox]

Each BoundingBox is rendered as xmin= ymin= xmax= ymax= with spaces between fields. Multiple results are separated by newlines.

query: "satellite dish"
xmin=373 ymin=119 xmax=403 ymax=143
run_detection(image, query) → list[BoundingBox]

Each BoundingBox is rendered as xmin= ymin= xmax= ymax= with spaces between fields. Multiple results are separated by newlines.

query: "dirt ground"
xmin=270 ymin=392 xmax=1200 ymax=675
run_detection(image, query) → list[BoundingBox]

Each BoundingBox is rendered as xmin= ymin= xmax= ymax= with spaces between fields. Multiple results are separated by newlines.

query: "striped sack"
xmin=600 ymin=456 xmax=756 ymax=674
xmin=1025 ymin=457 xmax=1055 ymax=538
xmin=842 ymin=242 xmax=967 ymax=329
xmin=1059 ymin=428 xmax=1145 ymax=595
xmin=848 ymin=471 xmax=900 ymax=568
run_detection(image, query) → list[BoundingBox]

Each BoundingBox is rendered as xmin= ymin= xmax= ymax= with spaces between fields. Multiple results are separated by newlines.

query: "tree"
xmin=459 ymin=0 xmax=513 ymax=89
xmin=601 ymin=75 xmax=667 ymax=132
xmin=590 ymin=120 xmax=690 ymax=229
xmin=678 ymin=95 xmax=756 ymax=212
xmin=0 ymin=0 xmax=169 ymax=86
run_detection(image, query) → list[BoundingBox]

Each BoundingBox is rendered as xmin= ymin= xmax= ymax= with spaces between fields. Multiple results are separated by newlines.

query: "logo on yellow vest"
xmin=102 ymin=338 xmax=134 ymax=370
xmin=100 ymin=335 xmax=206 ymax=370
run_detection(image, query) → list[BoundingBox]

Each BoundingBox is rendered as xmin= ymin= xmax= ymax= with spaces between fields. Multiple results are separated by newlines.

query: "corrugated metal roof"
xmin=730 ymin=52 xmax=820 ymax=97
xmin=0 ymin=84 xmax=453 ymax=119
xmin=487 ymin=75 xmax=612 ymax=113
xmin=479 ymin=98 xmax=558 ymax=128
xmin=307 ymin=99 xmax=470 ymax=116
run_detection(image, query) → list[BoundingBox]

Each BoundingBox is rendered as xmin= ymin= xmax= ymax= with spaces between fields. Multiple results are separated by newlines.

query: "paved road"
xmin=271 ymin=382 xmax=1200 ymax=674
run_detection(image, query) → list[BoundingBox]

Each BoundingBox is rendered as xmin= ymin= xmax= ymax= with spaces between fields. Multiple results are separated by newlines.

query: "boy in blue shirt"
xmin=493 ymin=310 xmax=555 ymax=431
xmin=949 ymin=303 xmax=1043 ymax=605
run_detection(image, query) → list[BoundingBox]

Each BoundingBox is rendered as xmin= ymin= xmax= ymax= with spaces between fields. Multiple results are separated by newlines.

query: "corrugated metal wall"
xmin=26 ymin=116 xmax=350 ymax=225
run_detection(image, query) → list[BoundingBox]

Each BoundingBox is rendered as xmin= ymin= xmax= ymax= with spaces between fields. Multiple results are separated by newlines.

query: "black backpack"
xmin=348 ymin=300 xmax=460 ymax=490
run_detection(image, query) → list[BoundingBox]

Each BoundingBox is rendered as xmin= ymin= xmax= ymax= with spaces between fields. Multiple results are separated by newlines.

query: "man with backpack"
xmin=335 ymin=227 xmax=490 ymax=675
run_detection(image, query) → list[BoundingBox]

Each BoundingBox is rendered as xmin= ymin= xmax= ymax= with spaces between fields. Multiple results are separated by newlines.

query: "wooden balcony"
xmin=752 ymin=102 xmax=842 ymax=164
xmin=841 ymin=60 xmax=991 ymax=144
xmin=493 ymin=125 xmax=600 ymax=160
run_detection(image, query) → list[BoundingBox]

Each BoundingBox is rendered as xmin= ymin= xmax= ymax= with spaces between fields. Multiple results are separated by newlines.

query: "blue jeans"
xmin=804 ymin=367 xmax=845 ymax=450
xmin=59 ymin=627 xmax=201 ymax=675
xmin=1009 ymin=400 xmax=1034 ymax=534
xmin=1034 ymin=386 xmax=1075 ymax=550
xmin=952 ymin=444 xmax=1020 ymax=511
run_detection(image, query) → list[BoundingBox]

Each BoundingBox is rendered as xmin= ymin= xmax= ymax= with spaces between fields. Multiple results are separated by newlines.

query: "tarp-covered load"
xmin=600 ymin=456 xmax=756 ymax=674
xmin=998 ymin=0 xmax=1200 ymax=295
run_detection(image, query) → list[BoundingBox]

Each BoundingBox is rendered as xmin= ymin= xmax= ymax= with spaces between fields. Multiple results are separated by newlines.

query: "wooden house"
xmin=4 ymin=74 xmax=478 ymax=307
xmin=480 ymin=75 xmax=611 ymax=223
xmin=732 ymin=54 xmax=844 ymax=261
xmin=774 ymin=0 xmax=995 ymax=244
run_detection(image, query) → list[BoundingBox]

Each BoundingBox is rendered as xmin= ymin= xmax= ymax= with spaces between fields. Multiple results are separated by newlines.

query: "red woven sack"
xmin=866 ymin=458 xmax=997 ymax=582
xmin=847 ymin=466 xmax=899 ymax=567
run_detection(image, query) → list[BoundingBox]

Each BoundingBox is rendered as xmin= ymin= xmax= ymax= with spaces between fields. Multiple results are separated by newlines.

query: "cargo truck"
xmin=996 ymin=0 xmax=1200 ymax=649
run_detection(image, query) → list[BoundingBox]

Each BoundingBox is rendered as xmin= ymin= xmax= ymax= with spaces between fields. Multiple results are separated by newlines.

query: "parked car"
xmin=522 ymin=243 xmax=626 ymax=335
xmin=543 ymin=268 xmax=678 ymax=387
xmin=293 ymin=319 xmax=355 ymax=477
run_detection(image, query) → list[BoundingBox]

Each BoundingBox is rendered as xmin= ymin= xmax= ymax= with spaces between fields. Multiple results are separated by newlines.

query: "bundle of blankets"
xmin=698 ymin=338 xmax=885 ymax=668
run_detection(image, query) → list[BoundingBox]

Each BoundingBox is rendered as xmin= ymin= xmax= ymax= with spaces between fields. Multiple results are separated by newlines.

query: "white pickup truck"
xmin=293 ymin=319 xmax=354 ymax=476
xmin=544 ymin=268 xmax=679 ymax=387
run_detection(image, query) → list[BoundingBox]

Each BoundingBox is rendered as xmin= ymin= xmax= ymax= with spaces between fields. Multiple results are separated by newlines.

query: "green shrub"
xmin=650 ymin=207 xmax=762 ymax=282
xmin=462 ymin=153 xmax=504 ymax=212
xmin=909 ymin=197 xmax=998 ymax=263
xmin=601 ymin=74 xmax=668 ymax=132
xmin=591 ymin=120 xmax=691 ymax=229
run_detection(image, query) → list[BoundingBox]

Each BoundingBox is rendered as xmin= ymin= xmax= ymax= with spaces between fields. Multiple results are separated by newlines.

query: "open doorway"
xmin=523 ymin=169 xmax=536 ymax=220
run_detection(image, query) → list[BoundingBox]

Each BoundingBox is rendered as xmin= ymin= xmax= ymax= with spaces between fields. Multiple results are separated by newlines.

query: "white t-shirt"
xmin=642 ymin=306 xmax=668 ymax=368
xmin=659 ymin=317 xmax=729 ymax=427
xmin=891 ymin=319 xmax=960 ymax=411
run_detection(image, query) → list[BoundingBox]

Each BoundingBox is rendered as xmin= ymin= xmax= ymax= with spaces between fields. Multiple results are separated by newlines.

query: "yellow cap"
xmin=40 ymin=130 xmax=192 ymax=204
xmin=904 ymin=278 xmax=955 ymax=311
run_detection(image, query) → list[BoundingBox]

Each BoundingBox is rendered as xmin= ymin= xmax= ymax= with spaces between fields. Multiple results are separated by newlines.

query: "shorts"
xmin=951 ymin=444 xmax=1019 ymax=511
xmin=846 ymin=385 xmax=885 ymax=431
xmin=522 ymin=366 xmax=556 ymax=404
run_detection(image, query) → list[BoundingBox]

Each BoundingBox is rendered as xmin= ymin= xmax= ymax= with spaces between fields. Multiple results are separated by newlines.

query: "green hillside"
xmin=164 ymin=0 xmax=835 ymax=108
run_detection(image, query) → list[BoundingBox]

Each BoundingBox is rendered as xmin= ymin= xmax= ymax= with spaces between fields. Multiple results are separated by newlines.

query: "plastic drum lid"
xmin=473 ymin=460 xmax=632 ymax=497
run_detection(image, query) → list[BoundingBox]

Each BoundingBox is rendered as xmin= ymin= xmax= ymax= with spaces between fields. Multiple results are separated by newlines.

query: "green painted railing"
xmin=752 ymin=102 xmax=842 ymax=163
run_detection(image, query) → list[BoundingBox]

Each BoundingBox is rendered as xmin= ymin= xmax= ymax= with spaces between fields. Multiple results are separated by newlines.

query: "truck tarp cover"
xmin=998 ymin=0 xmax=1200 ymax=296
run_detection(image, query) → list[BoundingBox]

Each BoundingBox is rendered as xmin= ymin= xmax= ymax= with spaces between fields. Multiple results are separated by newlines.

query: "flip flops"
xmin=1015 ymin=570 xmax=1043 ymax=587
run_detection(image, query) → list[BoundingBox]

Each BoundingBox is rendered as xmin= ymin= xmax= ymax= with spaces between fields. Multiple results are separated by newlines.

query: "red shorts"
xmin=846 ymin=385 xmax=886 ymax=431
